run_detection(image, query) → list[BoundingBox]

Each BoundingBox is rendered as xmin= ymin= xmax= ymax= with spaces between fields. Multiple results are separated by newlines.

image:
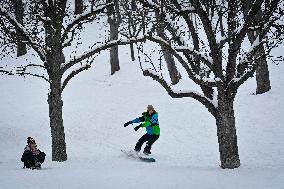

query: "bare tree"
xmin=120 ymin=0 xmax=149 ymax=61
xmin=137 ymin=0 xmax=282 ymax=168
xmin=0 ymin=0 xmax=144 ymax=161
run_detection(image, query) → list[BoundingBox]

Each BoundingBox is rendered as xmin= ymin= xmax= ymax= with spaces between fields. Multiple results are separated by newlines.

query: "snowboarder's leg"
xmin=135 ymin=134 xmax=150 ymax=152
xmin=144 ymin=135 xmax=159 ymax=154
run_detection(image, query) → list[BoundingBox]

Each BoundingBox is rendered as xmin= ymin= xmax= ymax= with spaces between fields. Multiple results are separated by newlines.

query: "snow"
xmin=1 ymin=44 xmax=283 ymax=188
xmin=171 ymin=88 xmax=217 ymax=108
xmin=181 ymin=7 xmax=195 ymax=11
xmin=0 ymin=5 xmax=284 ymax=189
xmin=216 ymin=35 xmax=227 ymax=44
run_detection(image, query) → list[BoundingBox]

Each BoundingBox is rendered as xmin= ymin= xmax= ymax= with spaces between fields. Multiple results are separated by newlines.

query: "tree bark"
xmin=75 ymin=0 xmax=84 ymax=15
xmin=255 ymin=46 xmax=271 ymax=94
xmin=154 ymin=1 xmax=181 ymax=85
xmin=200 ymin=85 xmax=214 ymax=99
xmin=162 ymin=46 xmax=181 ymax=85
xmin=46 ymin=18 xmax=67 ymax=160
xmin=129 ymin=0 xmax=136 ymax=61
xmin=12 ymin=0 xmax=27 ymax=57
xmin=47 ymin=31 xmax=67 ymax=161
xmin=130 ymin=43 xmax=135 ymax=61
xmin=107 ymin=0 xmax=120 ymax=75
xmin=243 ymin=1 xmax=271 ymax=94
xmin=216 ymin=91 xmax=240 ymax=169
xmin=48 ymin=78 xmax=67 ymax=161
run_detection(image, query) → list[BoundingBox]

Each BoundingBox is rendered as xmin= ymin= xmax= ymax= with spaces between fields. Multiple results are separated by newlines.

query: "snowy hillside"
xmin=0 ymin=42 xmax=284 ymax=188
xmin=1 ymin=0 xmax=284 ymax=186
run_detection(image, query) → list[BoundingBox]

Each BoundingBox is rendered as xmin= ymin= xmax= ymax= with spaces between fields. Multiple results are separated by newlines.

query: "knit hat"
xmin=27 ymin=137 xmax=36 ymax=145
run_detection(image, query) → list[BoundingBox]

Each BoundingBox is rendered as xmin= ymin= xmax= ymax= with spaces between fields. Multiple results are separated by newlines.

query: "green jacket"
xmin=132 ymin=112 xmax=160 ymax=135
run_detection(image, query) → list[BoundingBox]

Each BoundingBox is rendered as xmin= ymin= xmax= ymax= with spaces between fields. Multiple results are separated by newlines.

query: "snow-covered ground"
xmin=1 ymin=44 xmax=284 ymax=189
xmin=0 ymin=16 xmax=284 ymax=188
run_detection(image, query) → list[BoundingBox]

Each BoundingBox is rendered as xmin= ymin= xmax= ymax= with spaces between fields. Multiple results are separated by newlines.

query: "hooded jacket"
xmin=131 ymin=111 xmax=160 ymax=135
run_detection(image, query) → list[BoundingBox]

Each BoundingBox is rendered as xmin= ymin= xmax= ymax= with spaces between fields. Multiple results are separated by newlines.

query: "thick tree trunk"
xmin=12 ymin=0 xmax=27 ymax=57
xmin=215 ymin=93 xmax=240 ymax=169
xmin=243 ymin=2 xmax=271 ymax=94
xmin=130 ymin=43 xmax=135 ymax=61
xmin=75 ymin=0 xmax=84 ymax=15
xmin=43 ymin=1 xmax=67 ymax=161
xmin=247 ymin=31 xmax=271 ymax=94
xmin=129 ymin=0 xmax=136 ymax=61
xmin=154 ymin=0 xmax=180 ymax=85
xmin=109 ymin=20 xmax=120 ymax=74
xmin=107 ymin=0 xmax=120 ymax=75
xmin=161 ymin=45 xmax=181 ymax=85
xmin=255 ymin=46 xmax=271 ymax=94
xmin=48 ymin=80 xmax=67 ymax=161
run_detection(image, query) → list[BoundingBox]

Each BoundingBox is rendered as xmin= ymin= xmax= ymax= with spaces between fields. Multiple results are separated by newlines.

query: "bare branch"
xmin=61 ymin=63 xmax=91 ymax=91
xmin=61 ymin=37 xmax=146 ymax=73
xmin=143 ymin=69 xmax=217 ymax=116
xmin=0 ymin=69 xmax=50 ymax=83
xmin=0 ymin=7 xmax=46 ymax=61
xmin=61 ymin=3 xmax=113 ymax=43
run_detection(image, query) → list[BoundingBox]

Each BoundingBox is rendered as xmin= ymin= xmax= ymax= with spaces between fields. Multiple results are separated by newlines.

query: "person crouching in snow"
xmin=124 ymin=105 xmax=160 ymax=155
xmin=21 ymin=137 xmax=46 ymax=169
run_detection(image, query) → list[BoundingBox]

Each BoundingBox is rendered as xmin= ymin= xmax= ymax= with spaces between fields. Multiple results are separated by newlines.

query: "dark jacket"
xmin=21 ymin=149 xmax=46 ymax=168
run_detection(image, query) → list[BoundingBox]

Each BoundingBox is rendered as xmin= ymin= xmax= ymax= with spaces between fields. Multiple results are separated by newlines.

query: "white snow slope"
xmin=0 ymin=29 xmax=284 ymax=189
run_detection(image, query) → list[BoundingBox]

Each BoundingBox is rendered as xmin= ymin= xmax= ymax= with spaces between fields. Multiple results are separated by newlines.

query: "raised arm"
xmin=132 ymin=116 xmax=145 ymax=124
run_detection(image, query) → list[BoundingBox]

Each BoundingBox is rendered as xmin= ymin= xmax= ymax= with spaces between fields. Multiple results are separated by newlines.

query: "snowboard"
xmin=121 ymin=149 xmax=156 ymax=163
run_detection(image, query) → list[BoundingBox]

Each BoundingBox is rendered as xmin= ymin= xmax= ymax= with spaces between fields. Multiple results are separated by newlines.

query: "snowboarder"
xmin=124 ymin=105 xmax=160 ymax=155
xmin=21 ymin=137 xmax=46 ymax=169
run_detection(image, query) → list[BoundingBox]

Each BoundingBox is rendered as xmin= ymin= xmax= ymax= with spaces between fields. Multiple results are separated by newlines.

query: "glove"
xmin=134 ymin=124 xmax=142 ymax=131
xmin=124 ymin=121 xmax=132 ymax=127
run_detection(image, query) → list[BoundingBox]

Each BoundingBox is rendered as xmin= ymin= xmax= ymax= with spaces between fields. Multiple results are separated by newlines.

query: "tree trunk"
xmin=48 ymin=80 xmax=67 ymax=161
xmin=109 ymin=18 xmax=120 ymax=75
xmin=130 ymin=43 xmax=135 ymax=61
xmin=129 ymin=0 xmax=136 ymax=61
xmin=110 ymin=42 xmax=120 ymax=75
xmin=154 ymin=0 xmax=180 ymax=85
xmin=243 ymin=2 xmax=271 ymax=94
xmin=75 ymin=0 xmax=84 ymax=14
xmin=215 ymin=93 xmax=240 ymax=169
xmin=161 ymin=45 xmax=181 ymax=85
xmin=255 ymin=45 xmax=271 ymax=94
xmin=107 ymin=0 xmax=120 ymax=75
xmin=12 ymin=0 xmax=27 ymax=57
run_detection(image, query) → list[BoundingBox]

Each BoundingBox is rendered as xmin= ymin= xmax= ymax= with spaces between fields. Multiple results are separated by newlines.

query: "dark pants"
xmin=135 ymin=133 xmax=159 ymax=153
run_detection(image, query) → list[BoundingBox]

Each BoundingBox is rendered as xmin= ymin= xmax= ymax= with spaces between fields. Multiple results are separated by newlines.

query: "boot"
xmin=143 ymin=150 xmax=151 ymax=155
